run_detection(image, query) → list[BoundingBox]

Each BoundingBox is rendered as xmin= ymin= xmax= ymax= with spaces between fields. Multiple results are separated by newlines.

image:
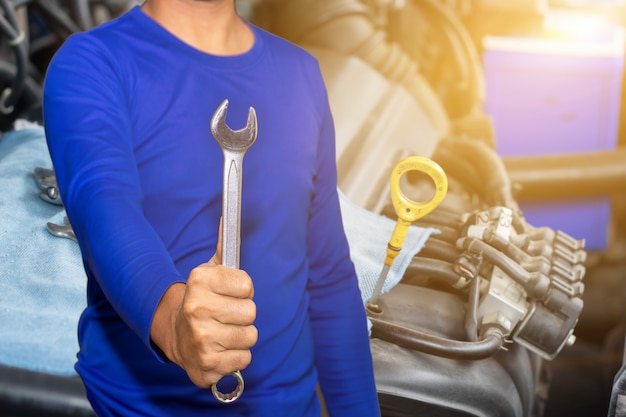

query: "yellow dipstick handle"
xmin=386 ymin=156 xmax=448 ymax=263
xmin=368 ymin=156 xmax=448 ymax=310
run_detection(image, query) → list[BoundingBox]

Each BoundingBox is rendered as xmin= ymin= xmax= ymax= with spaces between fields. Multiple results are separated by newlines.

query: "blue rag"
xmin=339 ymin=191 xmax=438 ymax=302
xmin=0 ymin=126 xmax=436 ymax=376
xmin=0 ymin=126 xmax=86 ymax=376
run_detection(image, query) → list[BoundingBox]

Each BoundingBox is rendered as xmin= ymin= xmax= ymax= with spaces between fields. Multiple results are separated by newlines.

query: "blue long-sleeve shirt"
xmin=43 ymin=6 xmax=379 ymax=416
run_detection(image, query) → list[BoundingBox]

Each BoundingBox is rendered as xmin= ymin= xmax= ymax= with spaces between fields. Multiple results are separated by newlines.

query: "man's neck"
xmin=141 ymin=0 xmax=254 ymax=55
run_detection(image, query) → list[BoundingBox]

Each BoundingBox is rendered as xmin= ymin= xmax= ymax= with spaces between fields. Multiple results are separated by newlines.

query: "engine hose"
xmin=465 ymin=275 xmax=481 ymax=341
xmin=457 ymin=237 xmax=551 ymax=300
xmin=431 ymin=146 xmax=484 ymax=197
xmin=68 ymin=0 xmax=93 ymax=31
xmin=382 ymin=202 xmax=463 ymax=230
xmin=419 ymin=224 xmax=459 ymax=244
xmin=404 ymin=257 xmax=466 ymax=288
xmin=420 ymin=210 xmax=464 ymax=229
xmin=12 ymin=0 xmax=31 ymax=8
xmin=369 ymin=316 xmax=504 ymax=360
xmin=481 ymin=228 xmax=552 ymax=275
xmin=406 ymin=0 xmax=485 ymax=117
xmin=32 ymin=0 xmax=82 ymax=36
xmin=437 ymin=137 xmax=520 ymax=212
xmin=0 ymin=0 xmax=19 ymax=28
xmin=417 ymin=238 xmax=461 ymax=263
xmin=0 ymin=0 xmax=27 ymax=113
xmin=381 ymin=208 xmax=460 ymax=243
xmin=257 ymin=0 xmax=451 ymax=134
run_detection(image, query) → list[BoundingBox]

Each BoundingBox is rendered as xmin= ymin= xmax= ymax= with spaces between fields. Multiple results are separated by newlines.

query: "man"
xmin=42 ymin=0 xmax=380 ymax=415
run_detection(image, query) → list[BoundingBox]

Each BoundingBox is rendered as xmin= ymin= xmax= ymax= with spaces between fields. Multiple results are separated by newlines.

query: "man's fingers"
xmin=186 ymin=349 xmax=253 ymax=389
xmin=183 ymin=293 xmax=256 ymax=327
xmin=215 ymin=298 xmax=257 ymax=327
xmin=176 ymin=252 xmax=258 ymax=390
xmin=217 ymin=324 xmax=258 ymax=351
xmin=178 ymin=319 xmax=257 ymax=388
xmin=212 ymin=349 xmax=253 ymax=374
xmin=188 ymin=264 xmax=254 ymax=299
xmin=186 ymin=320 xmax=257 ymax=353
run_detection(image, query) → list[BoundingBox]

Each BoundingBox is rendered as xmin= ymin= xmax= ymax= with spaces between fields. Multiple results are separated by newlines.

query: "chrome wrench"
xmin=210 ymin=99 xmax=257 ymax=403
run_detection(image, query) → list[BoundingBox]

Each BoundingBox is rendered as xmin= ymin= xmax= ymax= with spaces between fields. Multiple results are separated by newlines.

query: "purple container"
xmin=482 ymin=12 xmax=624 ymax=250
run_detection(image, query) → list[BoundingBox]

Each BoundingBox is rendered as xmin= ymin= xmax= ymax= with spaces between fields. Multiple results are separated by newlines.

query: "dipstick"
xmin=366 ymin=156 xmax=448 ymax=313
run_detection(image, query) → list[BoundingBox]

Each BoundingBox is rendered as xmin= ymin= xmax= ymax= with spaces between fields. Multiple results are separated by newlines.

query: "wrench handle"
xmin=210 ymin=100 xmax=257 ymax=404
xmin=212 ymin=151 xmax=246 ymax=402
xmin=221 ymin=151 xmax=244 ymax=269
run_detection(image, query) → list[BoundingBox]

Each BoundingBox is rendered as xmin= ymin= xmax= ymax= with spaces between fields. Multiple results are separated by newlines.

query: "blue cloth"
xmin=43 ymin=6 xmax=379 ymax=416
xmin=338 ymin=191 xmax=438 ymax=303
xmin=0 ymin=126 xmax=86 ymax=376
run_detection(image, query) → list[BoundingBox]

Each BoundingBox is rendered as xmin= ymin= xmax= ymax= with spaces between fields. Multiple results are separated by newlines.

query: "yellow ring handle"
xmin=390 ymin=156 xmax=448 ymax=223
xmin=386 ymin=156 xmax=448 ymax=262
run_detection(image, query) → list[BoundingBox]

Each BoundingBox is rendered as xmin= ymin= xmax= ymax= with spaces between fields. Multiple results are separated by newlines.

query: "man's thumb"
xmin=208 ymin=217 xmax=223 ymax=266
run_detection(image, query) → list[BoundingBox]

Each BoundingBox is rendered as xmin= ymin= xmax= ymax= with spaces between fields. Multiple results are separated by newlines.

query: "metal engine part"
xmin=248 ymin=1 xmax=588 ymax=415
xmin=462 ymin=206 xmax=585 ymax=360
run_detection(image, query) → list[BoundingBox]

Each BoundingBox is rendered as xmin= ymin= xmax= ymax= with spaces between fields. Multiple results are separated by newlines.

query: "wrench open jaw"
xmin=211 ymin=99 xmax=257 ymax=152
xmin=209 ymin=99 xmax=257 ymax=404
xmin=211 ymin=99 xmax=258 ymax=270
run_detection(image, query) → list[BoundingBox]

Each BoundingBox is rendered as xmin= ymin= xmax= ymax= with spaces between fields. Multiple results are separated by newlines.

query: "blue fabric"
xmin=0 ymin=126 xmax=86 ymax=376
xmin=339 ymin=191 xmax=438 ymax=303
xmin=43 ymin=6 xmax=379 ymax=416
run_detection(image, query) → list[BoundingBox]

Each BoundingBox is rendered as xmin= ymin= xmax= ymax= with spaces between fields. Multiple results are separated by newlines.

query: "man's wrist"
xmin=150 ymin=282 xmax=186 ymax=362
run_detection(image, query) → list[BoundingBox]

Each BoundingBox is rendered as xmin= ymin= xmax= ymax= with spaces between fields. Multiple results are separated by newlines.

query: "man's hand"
xmin=151 ymin=222 xmax=257 ymax=388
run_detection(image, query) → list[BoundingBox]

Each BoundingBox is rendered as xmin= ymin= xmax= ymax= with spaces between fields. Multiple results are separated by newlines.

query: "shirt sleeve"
xmin=305 ymin=63 xmax=381 ymax=416
xmin=43 ymin=34 xmax=184 ymax=360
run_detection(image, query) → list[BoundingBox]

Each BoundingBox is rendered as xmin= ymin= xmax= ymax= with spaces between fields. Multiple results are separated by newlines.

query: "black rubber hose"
xmin=465 ymin=275 xmax=481 ymax=341
xmin=382 ymin=203 xmax=464 ymax=230
xmin=431 ymin=146 xmax=484 ymax=197
xmin=0 ymin=14 xmax=15 ymax=44
xmin=481 ymin=228 xmax=552 ymax=275
xmin=13 ymin=0 xmax=32 ymax=8
xmin=404 ymin=257 xmax=464 ymax=288
xmin=68 ymin=0 xmax=93 ymax=31
xmin=416 ymin=238 xmax=461 ymax=263
xmin=457 ymin=237 xmax=551 ymax=300
xmin=408 ymin=0 xmax=485 ymax=116
xmin=0 ymin=0 xmax=19 ymax=28
xmin=370 ymin=316 xmax=504 ymax=360
xmin=33 ymin=0 xmax=82 ymax=36
xmin=437 ymin=137 xmax=519 ymax=211
xmin=0 ymin=0 xmax=27 ymax=112
xmin=421 ymin=210 xmax=464 ymax=229
xmin=413 ymin=224 xmax=458 ymax=244
xmin=2 ymin=39 xmax=27 ymax=112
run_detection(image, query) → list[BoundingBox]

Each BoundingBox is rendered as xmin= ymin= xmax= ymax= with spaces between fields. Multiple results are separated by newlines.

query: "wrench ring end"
xmin=211 ymin=370 xmax=244 ymax=404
